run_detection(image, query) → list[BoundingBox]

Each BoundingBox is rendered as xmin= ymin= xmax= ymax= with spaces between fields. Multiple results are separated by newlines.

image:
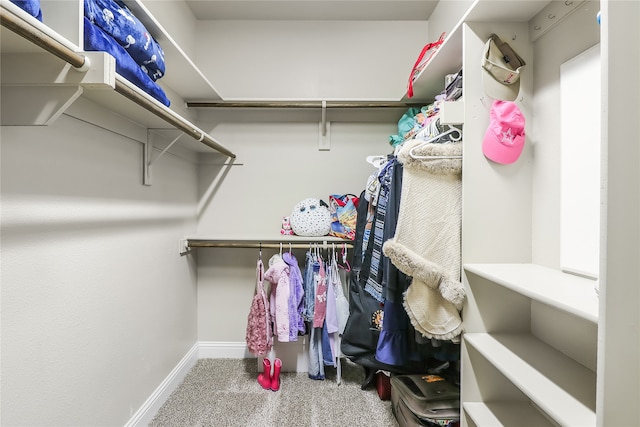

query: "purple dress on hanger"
xmin=283 ymin=252 xmax=305 ymax=340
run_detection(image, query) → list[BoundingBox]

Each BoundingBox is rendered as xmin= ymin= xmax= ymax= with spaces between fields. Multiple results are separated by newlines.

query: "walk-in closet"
xmin=1 ymin=0 xmax=638 ymax=426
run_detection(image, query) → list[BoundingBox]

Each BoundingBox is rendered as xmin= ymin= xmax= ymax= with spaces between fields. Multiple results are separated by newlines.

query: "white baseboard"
xmin=124 ymin=343 xmax=199 ymax=427
xmin=125 ymin=340 xmax=311 ymax=426
xmin=198 ymin=341 xmax=254 ymax=359
xmin=198 ymin=340 xmax=309 ymax=373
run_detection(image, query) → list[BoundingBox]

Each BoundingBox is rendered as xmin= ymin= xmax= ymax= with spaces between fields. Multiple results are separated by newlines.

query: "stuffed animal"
xmin=280 ymin=216 xmax=295 ymax=235
xmin=289 ymin=198 xmax=331 ymax=237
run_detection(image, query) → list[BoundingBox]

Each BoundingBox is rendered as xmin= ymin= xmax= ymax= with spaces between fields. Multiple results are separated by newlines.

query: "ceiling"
xmin=185 ymin=0 xmax=439 ymax=21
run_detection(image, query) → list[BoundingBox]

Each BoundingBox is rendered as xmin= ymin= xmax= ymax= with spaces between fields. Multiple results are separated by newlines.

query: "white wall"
xmin=195 ymin=120 xmax=396 ymax=348
xmin=190 ymin=16 xmax=423 ymax=352
xmin=194 ymin=20 xmax=428 ymax=100
xmin=0 ymin=113 xmax=199 ymax=426
xmin=530 ymin=1 xmax=601 ymax=269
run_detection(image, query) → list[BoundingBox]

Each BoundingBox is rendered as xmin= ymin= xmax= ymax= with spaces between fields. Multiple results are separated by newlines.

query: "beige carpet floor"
xmin=149 ymin=358 xmax=399 ymax=427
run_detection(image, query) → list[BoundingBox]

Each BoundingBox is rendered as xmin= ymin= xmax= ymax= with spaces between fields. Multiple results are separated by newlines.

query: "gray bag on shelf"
xmin=391 ymin=374 xmax=460 ymax=427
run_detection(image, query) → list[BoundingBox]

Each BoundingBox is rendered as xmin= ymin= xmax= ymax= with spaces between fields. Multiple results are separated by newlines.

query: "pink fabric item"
xmin=265 ymin=255 xmax=291 ymax=342
xmin=312 ymin=261 xmax=327 ymax=328
xmin=482 ymin=100 xmax=526 ymax=164
xmin=245 ymin=259 xmax=273 ymax=356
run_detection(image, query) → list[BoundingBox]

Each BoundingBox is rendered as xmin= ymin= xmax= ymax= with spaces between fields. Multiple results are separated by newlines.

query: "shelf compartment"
xmin=464 ymin=263 xmax=598 ymax=323
xmin=464 ymin=333 xmax=596 ymax=426
xmin=121 ymin=0 xmax=221 ymax=100
xmin=403 ymin=0 xmax=551 ymax=103
xmin=463 ymin=401 xmax=554 ymax=427
xmin=401 ymin=23 xmax=462 ymax=102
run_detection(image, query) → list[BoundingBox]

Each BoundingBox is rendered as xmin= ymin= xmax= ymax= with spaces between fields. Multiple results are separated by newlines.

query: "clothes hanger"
xmin=339 ymin=243 xmax=351 ymax=272
xmin=409 ymin=125 xmax=463 ymax=160
xmin=366 ymin=155 xmax=388 ymax=168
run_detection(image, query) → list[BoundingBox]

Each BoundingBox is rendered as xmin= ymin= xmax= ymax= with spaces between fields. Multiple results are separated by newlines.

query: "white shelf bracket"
xmin=143 ymin=130 xmax=183 ymax=186
xmin=318 ymin=100 xmax=331 ymax=151
xmin=178 ymin=238 xmax=191 ymax=256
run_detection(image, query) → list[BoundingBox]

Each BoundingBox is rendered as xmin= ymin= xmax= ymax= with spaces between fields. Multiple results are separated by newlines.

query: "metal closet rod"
xmin=187 ymin=240 xmax=354 ymax=250
xmin=1 ymin=6 xmax=235 ymax=159
xmin=0 ymin=5 xmax=85 ymax=68
xmin=186 ymin=101 xmax=423 ymax=109
xmin=113 ymin=79 xmax=235 ymax=158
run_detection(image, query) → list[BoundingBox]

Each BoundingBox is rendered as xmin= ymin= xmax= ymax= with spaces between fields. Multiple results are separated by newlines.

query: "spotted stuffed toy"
xmin=290 ymin=198 xmax=332 ymax=237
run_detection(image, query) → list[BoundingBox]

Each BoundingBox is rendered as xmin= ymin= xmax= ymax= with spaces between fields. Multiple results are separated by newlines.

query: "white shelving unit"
xmin=464 ymin=263 xmax=599 ymax=323
xmin=404 ymin=1 xmax=639 ymax=426
xmin=463 ymin=264 xmax=598 ymax=426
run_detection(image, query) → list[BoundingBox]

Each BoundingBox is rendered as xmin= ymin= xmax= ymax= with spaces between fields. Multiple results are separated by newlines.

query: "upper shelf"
xmin=464 ymin=263 xmax=599 ymax=323
xmin=0 ymin=0 xmax=234 ymax=158
xmin=402 ymin=0 xmax=556 ymax=103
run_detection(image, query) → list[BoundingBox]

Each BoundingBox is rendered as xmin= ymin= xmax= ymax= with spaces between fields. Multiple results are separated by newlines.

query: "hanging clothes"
xmin=313 ymin=259 xmax=328 ymax=329
xmin=383 ymin=140 xmax=464 ymax=341
xmin=305 ymin=250 xmax=325 ymax=380
xmin=303 ymin=250 xmax=319 ymax=323
xmin=374 ymin=157 xmax=415 ymax=366
xmin=324 ymin=259 xmax=339 ymax=367
xmin=283 ymin=251 xmax=305 ymax=340
xmin=341 ymin=191 xmax=387 ymax=359
xmin=265 ymin=254 xmax=291 ymax=342
xmin=364 ymin=157 xmax=395 ymax=302
xmin=245 ymin=257 xmax=273 ymax=356
xmin=331 ymin=252 xmax=350 ymax=335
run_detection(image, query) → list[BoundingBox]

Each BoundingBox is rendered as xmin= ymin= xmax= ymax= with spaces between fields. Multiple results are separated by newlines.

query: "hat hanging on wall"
xmin=481 ymin=34 xmax=526 ymax=101
xmin=483 ymin=100 xmax=526 ymax=164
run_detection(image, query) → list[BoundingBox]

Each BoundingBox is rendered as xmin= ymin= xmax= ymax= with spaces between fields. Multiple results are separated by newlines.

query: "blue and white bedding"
xmin=84 ymin=0 xmax=165 ymax=82
xmin=9 ymin=0 xmax=42 ymax=21
xmin=83 ymin=17 xmax=170 ymax=106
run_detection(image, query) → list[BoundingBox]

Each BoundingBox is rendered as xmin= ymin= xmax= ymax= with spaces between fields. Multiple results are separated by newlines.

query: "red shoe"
xmin=257 ymin=358 xmax=271 ymax=390
xmin=270 ymin=358 xmax=282 ymax=391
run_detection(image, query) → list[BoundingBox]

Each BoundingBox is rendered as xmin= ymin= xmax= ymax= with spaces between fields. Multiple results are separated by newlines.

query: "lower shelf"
xmin=463 ymin=401 xmax=554 ymax=427
xmin=464 ymin=333 xmax=596 ymax=426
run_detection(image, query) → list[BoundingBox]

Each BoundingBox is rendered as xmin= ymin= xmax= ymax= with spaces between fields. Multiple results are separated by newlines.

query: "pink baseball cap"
xmin=482 ymin=100 xmax=526 ymax=164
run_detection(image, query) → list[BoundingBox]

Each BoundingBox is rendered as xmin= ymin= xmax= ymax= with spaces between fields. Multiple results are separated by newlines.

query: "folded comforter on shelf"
xmin=9 ymin=0 xmax=42 ymax=21
xmin=83 ymin=17 xmax=170 ymax=107
xmin=84 ymin=0 xmax=165 ymax=81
